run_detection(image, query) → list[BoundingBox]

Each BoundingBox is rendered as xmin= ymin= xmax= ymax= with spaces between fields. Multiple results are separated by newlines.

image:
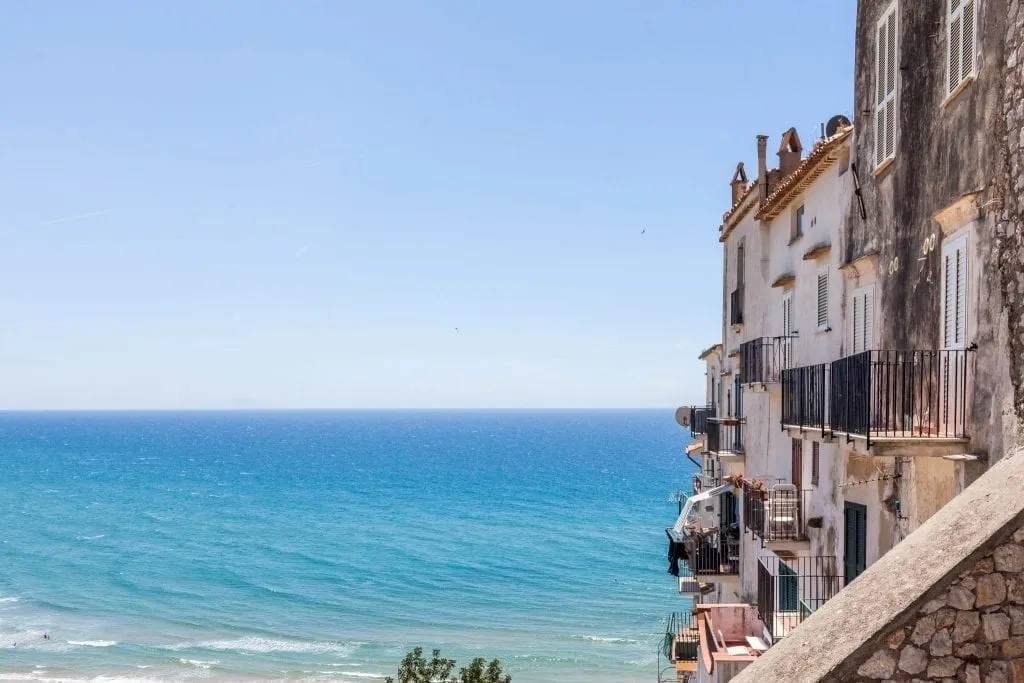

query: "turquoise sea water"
xmin=0 ymin=411 xmax=693 ymax=682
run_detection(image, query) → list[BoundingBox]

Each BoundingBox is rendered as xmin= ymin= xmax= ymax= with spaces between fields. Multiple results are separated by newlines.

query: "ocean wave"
xmin=182 ymin=637 xmax=361 ymax=656
xmin=68 ymin=640 xmax=117 ymax=647
xmin=75 ymin=534 xmax=106 ymax=541
xmin=331 ymin=673 xmax=387 ymax=680
xmin=0 ymin=597 xmax=18 ymax=603
xmin=178 ymin=658 xmax=219 ymax=669
xmin=567 ymin=634 xmax=640 ymax=644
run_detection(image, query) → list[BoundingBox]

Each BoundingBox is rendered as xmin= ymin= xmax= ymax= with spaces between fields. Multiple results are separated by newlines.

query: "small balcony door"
xmin=844 ymin=502 xmax=867 ymax=585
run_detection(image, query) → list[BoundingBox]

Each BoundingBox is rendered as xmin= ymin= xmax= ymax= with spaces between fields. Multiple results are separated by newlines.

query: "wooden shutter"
xmin=816 ymin=270 xmax=829 ymax=331
xmin=942 ymin=236 xmax=968 ymax=349
xmin=875 ymin=2 xmax=898 ymax=167
xmin=844 ymin=502 xmax=868 ymax=585
xmin=811 ymin=441 xmax=820 ymax=486
xmin=852 ymin=293 xmax=863 ymax=353
xmin=949 ymin=0 xmax=977 ymax=96
xmin=783 ymin=292 xmax=794 ymax=336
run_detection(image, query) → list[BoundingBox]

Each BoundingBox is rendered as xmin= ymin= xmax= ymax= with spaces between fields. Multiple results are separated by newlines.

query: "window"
xmin=875 ymin=2 xmax=898 ymax=168
xmin=948 ymin=0 xmax=978 ymax=97
xmin=942 ymin=235 xmax=968 ymax=349
xmin=811 ymin=442 xmax=820 ymax=486
xmin=792 ymin=205 xmax=804 ymax=241
xmin=782 ymin=291 xmax=794 ymax=336
xmin=844 ymin=502 xmax=868 ymax=585
xmin=816 ymin=269 xmax=829 ymax=331
xmin=852 ymin=285 xmax=875 ymax=353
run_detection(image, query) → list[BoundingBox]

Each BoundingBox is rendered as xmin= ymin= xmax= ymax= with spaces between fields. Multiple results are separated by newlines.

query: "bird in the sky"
xmin=454 ymin=327 xmax=459 ymax=333
xmin=640 ymin=228 xmax=646 ymax=235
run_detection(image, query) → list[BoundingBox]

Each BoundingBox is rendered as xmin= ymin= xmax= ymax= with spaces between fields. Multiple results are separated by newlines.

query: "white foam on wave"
xmin=68 ymin=640 xmax=117 ymax=647
xmin=568 ymin=634 xmax=639 ymax=644
xmin=178 ymin=658 xmax=219 ymax=669
xmin=75 ymin=534 xmax=106 ymax=541
xmin=331 ymin=673 xmax=387 ymax=680
xmin=0 ymin=597 xmax=18 ymax=603
xmin=183 ymin=637 xmax=361 ymax=656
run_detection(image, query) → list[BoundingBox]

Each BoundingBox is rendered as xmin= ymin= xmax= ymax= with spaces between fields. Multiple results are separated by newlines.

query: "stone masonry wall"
xmin=850 ymin=529 xmax=1024 ymax=682
xmin=996 ymin=0 xmax=1024 ymax=422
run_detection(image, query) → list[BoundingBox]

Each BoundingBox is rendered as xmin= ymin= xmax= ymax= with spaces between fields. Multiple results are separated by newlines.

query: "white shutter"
xmin=852 ymin=285 xmax=875 ymax=354
xmin=875 ymin=2 xmax=898 ymax=168
xmin=816 ymin=270 xmax=829 ymax=331
xmin=942 ymin=236 xmax=968 ymax=349
xmin=782 ymin=292 xmax=793 ymax=336
xmin=948 ymin=0 xmax=977 ymax=96
xmin=863 ymin=288 xmax=874 ymax=351
xmin=852 ymin=294 xmax=863 ymax=353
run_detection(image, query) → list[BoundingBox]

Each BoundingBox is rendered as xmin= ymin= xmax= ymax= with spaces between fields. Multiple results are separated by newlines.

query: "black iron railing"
xmin=756 ymin=556 xmax=840 ymax=641
xmin=740 ymin=336 xmax=797 ymax=385
xmin=831 ymin=349 xmax=971 ymax=445
xmin=689 ymin=405 xmax=713 ymax=437
xmin=663 ymin=611 xmax=699 ymax=663
xmin=706 ymin=417 xmax=743 ymax=456
xmin=730 ymin=289 xmax=744 ymax=325
xmin=700 ymin=455 xmax=722 ymax=490
xmin=684 ymin=529 xmax=739 ymax=577
xmin=781 ymin=363 xmax=829 ymax=432
xmin=743 ymin=486 xmax=812 ymax=543
xmin=782 ymin=349 xmax=971 ymax=448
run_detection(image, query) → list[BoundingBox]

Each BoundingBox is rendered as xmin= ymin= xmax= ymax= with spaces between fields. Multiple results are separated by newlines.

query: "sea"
xmin=0 ymin=410 xmax=695 ymax=682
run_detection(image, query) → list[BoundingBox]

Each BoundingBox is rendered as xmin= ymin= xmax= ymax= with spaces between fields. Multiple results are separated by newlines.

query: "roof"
xmin=754 ymin=126 xmax=853 ymax=222
xmin=698 ymin=343 xmax=723 ymax=361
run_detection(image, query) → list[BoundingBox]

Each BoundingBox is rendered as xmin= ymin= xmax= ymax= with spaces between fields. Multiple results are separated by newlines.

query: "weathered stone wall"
xmin=850 ymin=530 xmax=1024 ymax=682
xmin=996 ymin=0 xmax=1024 ymax=424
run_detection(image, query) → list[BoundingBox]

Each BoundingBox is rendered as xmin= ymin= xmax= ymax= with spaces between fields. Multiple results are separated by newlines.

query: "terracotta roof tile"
xmin=754 ymin=126 xmax=853 ymax=222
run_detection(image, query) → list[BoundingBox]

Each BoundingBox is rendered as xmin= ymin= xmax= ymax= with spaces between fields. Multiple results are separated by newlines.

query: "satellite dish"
xmin=675 ymin=407 xmax=691 ymax=427
xmin=826 ymin=114 xmax=852 ymax=137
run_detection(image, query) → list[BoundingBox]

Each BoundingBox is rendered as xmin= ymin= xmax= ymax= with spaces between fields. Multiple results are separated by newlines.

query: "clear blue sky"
xmin=0 ymin=1 xmax=855 ymax=409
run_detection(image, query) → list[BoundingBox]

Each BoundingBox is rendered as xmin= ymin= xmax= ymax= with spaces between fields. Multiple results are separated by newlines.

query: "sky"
xmin=0 ymin=1 xmax=855 ymax=410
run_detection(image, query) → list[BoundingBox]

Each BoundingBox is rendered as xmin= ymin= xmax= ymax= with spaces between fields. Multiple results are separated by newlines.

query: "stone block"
xmin=857 ymin=649 xmax=897 ymax=679
xmin=1010 ymin=658 xmax=1024 ymax=683
xmin=920 ymin=597 xmax=946 ymax=615
xmin=997 ymin=544 xmax=1024 ymax=573
xmin=898 ymin=645 xmax=928 ymax=675
xmin=948 ymin=585 xmax=976 ymax=610
xmin=1015 ymin=528 xmax=1024 ymax=544
xmin=935 ymin=608 xmax=956 ymax=629
xmin=1008 ymin=605 xmax=1024 ymax=635
xmin=887 ymin=629 xmax=906 ymax=649
xmin=965 ymin=663 xmax=981 ymax=683
xmin=1009 ymin=575 xmax=1024 ymax=604
xmin=1004 ymin=636 xmax=1024 ymax=658
xmin=956 ymin=641 xmax=997 ymax=659
xmin=977 ymin=573 xmax=1008 ymax=607
xmin=985 ymin=612 xmax=1013 ymax=642
xmin=961 ymin=576 xmax=978 ymax=590
xmin=988 ymin=661 xmax=1010 ymax=683
xmin=911 ymin=614 xmax=937 ymax=645
xmin=954 ymin=610 xmax=981 ymax=643
xmin=931 ymin=627 xmax=953 ymax=656
xmin=926 ymin=656 xmax=962 ymax=679
xmin=974 ymin=557 xmax=996 ymax=574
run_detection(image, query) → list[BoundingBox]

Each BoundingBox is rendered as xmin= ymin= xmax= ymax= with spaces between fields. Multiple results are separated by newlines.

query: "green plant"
xmin=385 ymin=647 xmax=511 ymax=683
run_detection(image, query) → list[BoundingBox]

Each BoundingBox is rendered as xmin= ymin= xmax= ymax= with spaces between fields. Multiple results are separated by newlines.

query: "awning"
xmin=686 ymin=442 xmax=704 ymax=454
xmin=671 ymin=484 xmax=734 ymax=536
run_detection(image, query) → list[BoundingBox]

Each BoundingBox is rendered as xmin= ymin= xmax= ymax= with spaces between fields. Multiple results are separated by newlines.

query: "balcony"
xmin=667 ymin=485 xmax=740 ymax=585
xmin=694 ymin=604 xmax=768 ymax=680
xmin=707 ymin=417 xmax=744 ymax=458
xmin=662 ymin=611 xmax=699 ymax=677
xmin=743 ymin=485 xmax=812 ymax=548
xmin=689 ymin=405 xmax=713 ymax=438
xmin=782 ymin=349 xmax=972 ymax=454
xmin=756 ymin=556 xmax=840 ymax=642
xmin=730 ymin=289 xmax=744 ymax=326
xmin=740 ymin=336 xmax=797 ymax=386
xmin=699 ymin=454 xmax=722 ymax=490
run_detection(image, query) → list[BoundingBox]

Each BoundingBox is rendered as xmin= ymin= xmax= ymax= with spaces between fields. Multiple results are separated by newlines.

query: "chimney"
xmin=730 ymin=163 xmax=748 ymax=205
xmin=777 ymin=127 xmax=803 ymax=177
xmin=756 ymin=135 xmax=769 ymax=204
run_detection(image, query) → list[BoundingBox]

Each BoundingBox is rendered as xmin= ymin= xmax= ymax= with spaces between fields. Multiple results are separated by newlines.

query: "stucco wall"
xmin=848 ymin=0 xmax=1016 ymax=464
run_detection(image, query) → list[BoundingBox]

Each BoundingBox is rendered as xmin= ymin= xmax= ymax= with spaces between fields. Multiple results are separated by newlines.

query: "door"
xmin=844 ymin=502 xmax=867 ymax=585
xmin=939 ymin=235 xmax=969 ymax=437
xmin=778 ymin=562 xmax=798 ymax=612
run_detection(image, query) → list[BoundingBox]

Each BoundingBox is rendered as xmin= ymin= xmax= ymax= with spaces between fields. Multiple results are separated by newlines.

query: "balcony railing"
xmin=706 ymin=417 xmax=743 ymax=456
xmin=681 ymin=528 xmax=740 ymax=578
xmin=756 ymin=556 xmax=840 ymax=641
xmin=740 ymin=336 xmax=797 ymax=385
xmin=743 ymin=485 xmax=812 ymax=543
xmin=700 ymin=455 xmax=722 ymax=490
xmin=781 ymin=363 xmax=829 ymax=432
xmin=689 ymin=405 xmax=713 ymax=438
xmin=662 ymin=611 xmax=699 ymax=665
xmin=782 ymin=349 xmax=972 ymax=448
xmin=730 ymin=289 xmax=744 ymax=325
